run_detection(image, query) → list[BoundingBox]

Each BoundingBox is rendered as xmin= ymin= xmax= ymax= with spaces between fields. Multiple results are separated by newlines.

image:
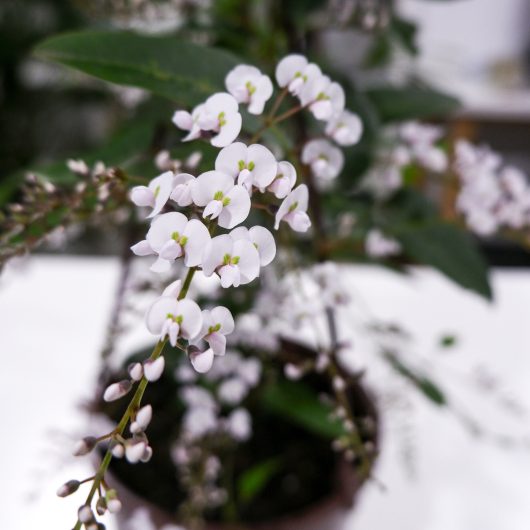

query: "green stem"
xmin=73 ymin=267 xmax=198 ymax=529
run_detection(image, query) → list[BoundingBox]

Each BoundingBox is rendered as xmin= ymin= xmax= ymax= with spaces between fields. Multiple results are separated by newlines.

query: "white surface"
xmin=399 ymin=0 xmax=530 ymax=118
xmin=2 ymin=257 xmax=530 ymax=529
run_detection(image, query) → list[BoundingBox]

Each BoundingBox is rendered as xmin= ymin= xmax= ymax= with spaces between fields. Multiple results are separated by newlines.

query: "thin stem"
xmin=73 ymin=266 xmax=198 ymax=529
xmin=267 ymin=87 xmax=289 ymax=121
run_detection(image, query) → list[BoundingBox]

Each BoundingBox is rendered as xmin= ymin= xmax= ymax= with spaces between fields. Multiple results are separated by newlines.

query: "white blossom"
xmin=143 ymin=356 xmax=165 ymax=382
xmin=202 ymin=234 xmax=261 ymax=288
xmin=225 ymin=65 xmax=273 ymax=115
xmin=274 ymin=184 xmax=311 ymax=232
xmin=226 ymin=408 xmax=252 ymax=441
xmin=189 ymin=347 xmax=215 ymax=373
xmin=131 ymin=212 xmax=211 ymax=273
xmin=325 ymin=110 xmax=363 ymax=146
xmin=191 ymin=170 xmax=251 ymax=229
xmin=169 ymin=172 xmax=195 ymax=207
xmin=300 ymin=75 xmax=345 ymax=121
xmin=215 ymin=142 xmax=277 ymax=192
xmin=229 ymin=225 xmax=276 ymax=266
xmin=130 ymin=171 xmax=175 ymax=218
xmin=145 ymin=297 xmax=203 ymax=346
xmin=275 ymin=54 xmax=322 ymax=97
xmin=218 ymin=376 xmax=248 ymax=404
xmin=268 ymin=161 xmax=297 ymax=198
xmin=301 ymin=139 xmax=344 ymax=181
xmin=365 ymin=229 xmax=401 ymax=258
xmin=196 ymin=306 xmax=235 ymax=356
xmin=172 ymin=92 xmax=242 ymax=148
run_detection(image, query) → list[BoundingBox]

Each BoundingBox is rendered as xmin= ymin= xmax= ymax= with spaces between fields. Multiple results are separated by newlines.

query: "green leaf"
xmin=392 ymin=221 xmax=492 ymax=299
xmin=383 ymin=351 xmax=447 ymax=406
xmin=237 ymin=458 xmax=282 ymax=504
xmin=261 ymin=380 xmax=345 ymax=439
xmin=35 ymin=30 xmax=241 ymax=105
xmin=365 ymin=85 xmax=460 ymax=122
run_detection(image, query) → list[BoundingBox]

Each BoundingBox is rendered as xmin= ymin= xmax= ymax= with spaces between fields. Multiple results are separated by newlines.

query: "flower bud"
xmin=56 ymin=480 xmax=80 ymax=497
xmin=103 ymin=380 xmax=132 ymax=402
xmin=106 ymin=489 xmax=122 ymax=513
xmin=78 ymin=505 xmax=95 ymax=524
xmin=125 ymin=441 xmax=146 ymax=463
xmin=141 ymin=445 xmax=153 ymax=463
xmin=110 ymin=441 xmax=125 ymax=458
xmin=135 ymin=405 xmax=152 ymax=431
xmin=128 ymin=362 xmax=143 ymax=381
xmin=72 ymin=436 xmax=97 ymax=456
xmin=143 ymin=357 xmax=165 ymax=382
xmin=284 ymin=364 xmax=303 ymax=380
xmin=96 ymin=497 xmax=107 ymax=516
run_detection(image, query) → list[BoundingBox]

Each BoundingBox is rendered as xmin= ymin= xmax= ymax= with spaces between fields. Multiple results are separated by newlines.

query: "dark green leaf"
xmin=35 ymin=30 xmax=241 ymax=105
xmin=392 ymin=221 xmax=492 ymax=299
xmin=384 ymin=351 xmax=447 ymax=406
xmin=261 ymin=380 xmax=345 ymax=439
xmin=365 ymin=85 xmax=460 ymax=122
xmin=237 ymin=458 xmax=282 ymax=504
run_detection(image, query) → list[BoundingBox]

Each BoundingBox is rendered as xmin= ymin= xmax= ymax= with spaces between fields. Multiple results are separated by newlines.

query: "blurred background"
xmin=1 ymin=0 xmax=530 ymax=529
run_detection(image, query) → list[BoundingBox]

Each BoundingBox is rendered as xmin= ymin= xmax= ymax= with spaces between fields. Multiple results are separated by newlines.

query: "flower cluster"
xmin=454 ymin=140 xmax=530 ymax=236
xmin=362 ymin=121 xmax=448 ymax=199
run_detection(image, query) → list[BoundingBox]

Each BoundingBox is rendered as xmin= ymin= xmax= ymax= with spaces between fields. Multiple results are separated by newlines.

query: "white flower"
xmin=191 ymin=170 xmax=251 ymax=229
xmin=172 ymin=92 xmax=242 ymax=148
xmin=415 ymin=145 xmax=447 ymax=172
xmin=301 ymin=139 xmax=344 ymax=181
xmin=170 ymin=173 xmax=195 ymax=207
xmin=226 ymin=408 xmax=252 ymax=441
xmin=274 ymin=184 xmax=311 ymax=232
xmin=300 ymin=75 xmax=345 ymax=121
xmin=229 ymin=225 xmax=276 ymax=266
xmin=182 ymin=406 xmax=218 ymax=439
xmin=225 ymin=65 xmax=273 ymax=115
xmin=145 ymin=297 xmax=203 ymax=346
xmin=400 ymin=121 xmax=443 ymax=146
xmin=131 ymin=212 xmax=211 ymax=273
xmin=218 ymin=376 xmax=249 ymax=405
xmin=325 ymin=110 xmax=363 ymax=146
xmin=275 ymin=54 xmax=322 ymax=97
xmin=238 ymin=358 xmax=262 ymax=386
xmin=202 ymin=234 xmax=260 ymax=288
xmin=365 ymin=229 xmax=401 ymax=258
xmin=130 ymin=171 xmax=175 ymax=218
xmin=215 ymin=142 xmax=277 ymax=192
xmin=268 ymin=161 xmax=297 ymax=198
xmin=196 ymin=306 xmax=235 ymax=356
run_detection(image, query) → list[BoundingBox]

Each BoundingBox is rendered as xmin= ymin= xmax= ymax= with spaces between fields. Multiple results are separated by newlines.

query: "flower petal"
xmin=211 ymin=112 xmax=242 ymax=148
xmin=191 ymin=171 xmax=234 ymax=206
xmin=210 ymin=306 xmax=235 ymax=334
xmin=219 ymin=185 xmax=251 ymax=228
xmin=145 ymin=297 xmax=179 ymax=335
xmin=201 ymin=234 xmax=233 ymax=276
xmin=215 ymin=142 xmax=247 ymax=178
xmin=248 ymin=144 xmax=277 ymax=188
xmin=131 ymin=240 xmax=154 ymax=256
xmin=275 ymin=54 xmax=308 ymax=87
xmin=146 ymin=212 xmax=188 ymax=252
xmin=233 ymin=239 xmax=260 ymax=284
xmin=177 ymin=299 xmax=203 ymax=340
xmin=190 ymin=348 xmax=214 ymax=374
xmin=249 ymin=226 xmax=276 ymax=266
xmin=183 ymin=219 xmax=211 ymax=267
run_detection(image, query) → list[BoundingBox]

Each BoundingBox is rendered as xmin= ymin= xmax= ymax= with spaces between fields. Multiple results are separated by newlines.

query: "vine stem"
xmin=72 ymin=267 xmax=197 ymax=530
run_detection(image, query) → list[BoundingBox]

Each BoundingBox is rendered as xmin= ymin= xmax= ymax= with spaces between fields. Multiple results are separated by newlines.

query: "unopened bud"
xmin=185 ymin=151 xmax=202 ymax=169
xmin=128 ymin=362 xmax=143 ymax=381
xmin=143 ymin=357 xmax=165 ymax=382
xmin=103 ymin=380 xmax=132 ymax=402
xmin=135 ymin=405 xmax=152 ymax=431
xmin=67 ymin=159 xmax=89 ymax=176
xmin=106 ymin=489 xmax=122 ymax=513
xmin=73 ymin=436 xmax=97 ymax=456
xmin=56 ymin=480 xmax=80 ymax=497
xmin=125 ymin=441 xmax=147 ymax=463
xmin=96 ymin=497 xmax=107 ymax=516
xmin=110 ymin=441 xmax=125 ymax=458
xmin=141 ymin=445 xmax=153 ymax=463
xmin=284 ymin=363 xmax=303 ymax=380
xmin=78 ymin=505 xmax=94 ymax=524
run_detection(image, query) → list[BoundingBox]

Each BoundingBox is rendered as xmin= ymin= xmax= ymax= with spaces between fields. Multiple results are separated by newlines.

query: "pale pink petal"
xmin=211 ymin=112 xmax=242 ymax=148
xmin=150 ymin=257 xmax=172 ymax=273
xmin=207 ymin=331 xmax=226 ymax=355
xmin=203 ymin=199 xmax=223 ymax=220
xmin=146 ymin=212 xmax=188 ymax=251
xmin=219 ymin=185 xmax=251 ymax=228
xmin=130 ymin=186 xmax=154 ymax=207
xmin=285 ymin=210 xmax=311 ymax=232
xmin=233 ymin=239 xmax=260 ymax=284
xmin=159 ymin=240 xmax=183 ymax=261
xmin=172 ymin=110 xmax=193 ymax=130
xmin=191 ymin=171 xmax=234 ymax=206
xmin=206 ymin=92 xmax=239 ymax=114
xmin=183 ymin=219 xmax=211 ymax=267
xmin=275 ymin=54 xmax=308 ymax=87
xmin=190 ymin=348 xmax=214 ymax=374
xmin=215 ymin=142 xmax=247 ymax=178
xmin=162 ymin=279 xmax=182 ymax=298
xmin=177 ymin=299 xmax=203 ymax=339
xmin=130 ymin=240 xmax=154 ymax=256
xmin=249 ymin=226 xmax=276 ymax=266
xmin=210 ymin=306 xmax=235 ymax=334
xmin=219 ymin=264 xmax=241 ymax=288
xmin=146 ymin=297 xmax=179 ymax=335
xmin=201 ymin=234 xmax=233 ymax=276
xmin=248 ymin=144 xmax=277 ymax=188
xmin=148 ymin=171 xmax=175 ymax=218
